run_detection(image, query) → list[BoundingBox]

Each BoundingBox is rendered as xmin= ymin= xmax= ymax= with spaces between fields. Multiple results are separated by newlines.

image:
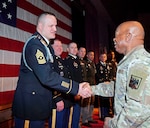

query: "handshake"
xmin=77 ymin=81 xmax=114 ymax=98
xmin=77 ymin=82 xmax=92 ymax=98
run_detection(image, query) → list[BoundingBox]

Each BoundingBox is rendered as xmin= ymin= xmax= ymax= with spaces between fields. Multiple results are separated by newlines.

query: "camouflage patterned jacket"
xmin=92 ymin=45 xmax=150 ymax=127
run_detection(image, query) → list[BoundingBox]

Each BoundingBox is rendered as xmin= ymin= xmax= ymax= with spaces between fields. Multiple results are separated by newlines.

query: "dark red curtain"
xmin=81 ymin=0 xmax=115 ymax=63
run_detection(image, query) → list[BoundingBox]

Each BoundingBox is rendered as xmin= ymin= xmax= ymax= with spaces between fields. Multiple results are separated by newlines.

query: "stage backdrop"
xmin=0 ymin=0 xmax=72 ymax=124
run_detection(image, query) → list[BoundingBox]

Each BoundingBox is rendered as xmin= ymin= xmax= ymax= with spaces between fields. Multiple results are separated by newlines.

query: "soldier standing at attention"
xmin=48 ymin=39 xmax=74 ymax=128
xmin=77 ymin=47 xmax=89 ymax=126
xmin=95 ymin=53 xmax=113 ymax=120
xmin=64 ymin=42 xmax=83 ymax=128
xmin=81 ymin=50 xmax=97 ymax=127
xmin=77 ymin=47 xmax=87 ymax=82
xmin=103 ymin=21 xmax=150 ymax=127
xmin=12 ymin=12 xmax=92 ymax=128
xmin=107 ymin=51 xmax=117 ymax=116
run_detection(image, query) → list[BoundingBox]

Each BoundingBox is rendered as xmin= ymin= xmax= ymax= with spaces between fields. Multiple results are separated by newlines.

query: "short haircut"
xmin=36 ymin=12 xmax=56 ymax=25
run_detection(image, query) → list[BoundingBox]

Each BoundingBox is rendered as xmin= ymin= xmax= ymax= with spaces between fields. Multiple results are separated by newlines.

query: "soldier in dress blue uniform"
xmin=64 ymin=42 xmax=83 ymax=128
xmin=48 ymin=39 xmax=74 ymax=128
xmin=12 ymin=12 xmax=92 ymax=128
xmin=95 ymin=53 xmax=112 ymax=120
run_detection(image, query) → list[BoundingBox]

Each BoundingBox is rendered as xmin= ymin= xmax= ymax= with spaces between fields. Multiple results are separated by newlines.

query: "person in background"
xmin=77 ymin=47 xmax=87 ymax=82
xmin=103 ymin=21 xmax=150 ymax=127
xmin=107 ymin=50 xmax=117 ymax=116
xmin=81 ymin=50 xmax=97 ymax=127
xmin=77 ymin=47 xmax=88 ymax=126
xmin=64 ymin=42 xmax=83 ymax=128
xmin=107 ymin=51 xmax=117 ymax=81
xmin=48 ymin=39 xmax=74 ymax=128
xmin=95 ymin=53 xmax=112 ymax=120
xmin=12 ymin=12 xmax=92 ymax=128
xmin=110 ymin=51 xmax=117 ymax=66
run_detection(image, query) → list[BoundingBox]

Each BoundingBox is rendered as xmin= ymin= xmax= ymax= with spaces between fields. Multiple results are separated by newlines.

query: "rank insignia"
xmin=36 ymin=49 xmax=46 ymax=64
xmin=58 ymin=62 xmax=63 ymax=69
xmin=87 ymin=64 xmax=92 ymax=69
xmin=100 ymin=66 xmax=103 ymax=71
xmin=73 ymin=62 xmax=78 ymax=68
xmin=129 ymin=75 xmax=142 ymax=89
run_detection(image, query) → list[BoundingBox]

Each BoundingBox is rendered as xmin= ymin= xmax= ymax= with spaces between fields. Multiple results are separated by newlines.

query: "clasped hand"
xmin=77 ymin=82 xmax=92 ymax=98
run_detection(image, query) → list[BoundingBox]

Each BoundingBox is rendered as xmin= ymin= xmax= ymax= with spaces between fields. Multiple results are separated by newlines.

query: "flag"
xmin=0 ymin=0 xmax=72 ymax=105
xmin=0 ymin=0 xmax=17 ymax=26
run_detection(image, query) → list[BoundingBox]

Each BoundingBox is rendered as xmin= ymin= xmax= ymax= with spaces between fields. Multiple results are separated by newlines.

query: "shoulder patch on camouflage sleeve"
xmin=35 ymin=49 xmax=46 ymax=64
xmin=127 ymin=65 xmax=149 ymax=101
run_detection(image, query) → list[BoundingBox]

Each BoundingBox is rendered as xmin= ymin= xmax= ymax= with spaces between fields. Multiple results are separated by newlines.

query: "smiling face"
xmin=52 ymin=39 xmax=63 ymax=56
xmin=37 ymin=14 xmax=57 ymax=40
xmin=113 ymin=21 xmax=145 ymax=55
xmin=113 ymin=29 xmax=128 ymax=55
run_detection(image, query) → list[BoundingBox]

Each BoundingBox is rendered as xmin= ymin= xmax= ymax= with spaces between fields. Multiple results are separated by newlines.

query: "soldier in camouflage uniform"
xmin=92 ymin=21 xmax=150 ymax=127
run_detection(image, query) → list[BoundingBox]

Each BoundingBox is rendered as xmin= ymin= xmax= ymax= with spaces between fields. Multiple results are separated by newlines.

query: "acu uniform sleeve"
xmin=91 ymin=81 xmax=114 ymax=97
xmin=109 ymin=63 xmax=150 ymax=127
